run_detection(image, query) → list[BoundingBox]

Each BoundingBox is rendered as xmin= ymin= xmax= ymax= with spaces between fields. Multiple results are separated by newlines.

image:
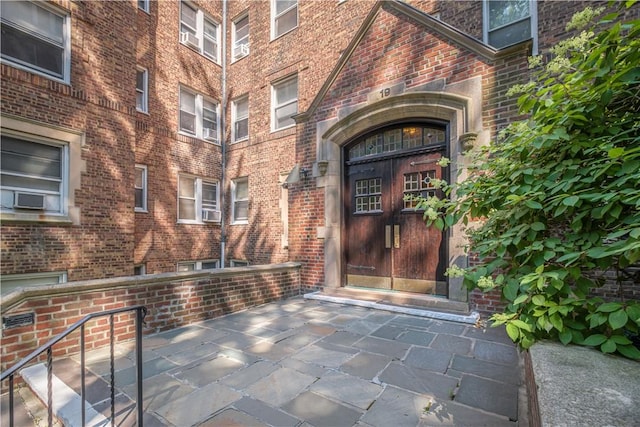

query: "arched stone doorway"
xmin=312 ymin=87 xmax=485 ymax=304
xmin=343 ymin=122 xmax=449 ymax=295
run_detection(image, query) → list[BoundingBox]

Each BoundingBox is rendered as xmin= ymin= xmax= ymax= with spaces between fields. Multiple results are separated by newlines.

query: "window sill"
xmin=231 ymin=220 xmax=249 ymax=225
xmin=1 ymin=212 xmax=73 ymax=224
xmin=135 ymin=208 xmax=148 ymax=213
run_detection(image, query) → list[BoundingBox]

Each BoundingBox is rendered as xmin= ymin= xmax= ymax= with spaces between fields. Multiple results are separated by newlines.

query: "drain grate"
xmin=3 ymin=312 xmax=35 ymax=329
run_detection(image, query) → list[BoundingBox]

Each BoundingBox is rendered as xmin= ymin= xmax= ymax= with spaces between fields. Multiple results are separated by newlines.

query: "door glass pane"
xmin=403 ymin=127 xmax=422 ymax=149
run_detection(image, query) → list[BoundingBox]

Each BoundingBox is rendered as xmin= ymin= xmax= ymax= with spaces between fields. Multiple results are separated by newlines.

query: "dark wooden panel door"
xmin=391 ymin=151 xmax=446 ymax=294
xmin=344 ymin=160 xmax=392 ymax=289
xmin=344 ymin=150 xmax=447 ymax=295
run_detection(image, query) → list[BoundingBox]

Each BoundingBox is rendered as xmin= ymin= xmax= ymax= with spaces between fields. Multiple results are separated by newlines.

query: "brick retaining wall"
xmin=0 ymin=263 xmax=301 ymax=375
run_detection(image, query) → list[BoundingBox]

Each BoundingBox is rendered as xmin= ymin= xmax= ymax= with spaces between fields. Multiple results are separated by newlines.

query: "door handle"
xmin=394 ymin=224 xmax=400 ymax=248
xmin=385 ymin=225 xmax=391 ymax=249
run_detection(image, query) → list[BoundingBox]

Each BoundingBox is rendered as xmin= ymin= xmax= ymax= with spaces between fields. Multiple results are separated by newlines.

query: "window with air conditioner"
xmin=233 ymin=95 xmax=249 ymax=142
xmin=135 ymin=165 xmax=147 ymax=212
xmin=0 ymin=1 xmax=70 ymax=83
xmin=232 ymin=14 xmax=249 ymax=61
xmin=484 ymin=0 xmax=537 ymax=54
xmin=1 ymin=136 xmax=66 ymax=215
xmin=179 ymin=86 xmax=219 ymax=143
xmin=232 ymin=177 xmax=249 ymax=224
xmin=136 ymin=67 xmax=148 ymax=113
xmin=272 ymin=0 xmax=297 ymax=39
xmin=178 ymin=174 xmax=220 ymax=224
xmin=180 ymin=1 xmax=219 ymax=62
xmin=272 ymin=75 xmax=298 ymax=131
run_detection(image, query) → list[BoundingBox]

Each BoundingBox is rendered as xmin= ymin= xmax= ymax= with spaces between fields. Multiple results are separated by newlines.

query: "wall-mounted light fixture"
xmin=317 ymin=160 xmax=329 ymax=177
xmin=299 ymin=167 xmax=310 ymax=180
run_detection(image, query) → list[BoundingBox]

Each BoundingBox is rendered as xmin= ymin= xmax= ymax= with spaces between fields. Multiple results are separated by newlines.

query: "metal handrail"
xmin=1 ymin=305 xmax=147 ymax=427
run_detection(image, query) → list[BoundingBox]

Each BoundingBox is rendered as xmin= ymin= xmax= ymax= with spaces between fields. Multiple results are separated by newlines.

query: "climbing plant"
xmin=416 ymin=2 xmax=640 ymax=359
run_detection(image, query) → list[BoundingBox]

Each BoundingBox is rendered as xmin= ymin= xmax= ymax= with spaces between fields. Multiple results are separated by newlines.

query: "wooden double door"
xmin=344 ymin=145 xmax=447 ymax=296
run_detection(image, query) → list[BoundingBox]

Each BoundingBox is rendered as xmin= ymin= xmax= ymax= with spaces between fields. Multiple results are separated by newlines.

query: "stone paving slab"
xmin=16 ymin=297 xmax=525 ymax=427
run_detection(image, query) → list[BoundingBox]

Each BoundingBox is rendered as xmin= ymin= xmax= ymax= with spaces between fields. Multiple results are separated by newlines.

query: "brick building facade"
xmin=2 ymin=1 xmax=637 ymax=313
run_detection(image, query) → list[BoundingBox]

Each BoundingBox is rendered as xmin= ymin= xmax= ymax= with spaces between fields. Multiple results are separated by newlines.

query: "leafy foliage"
xmin=416 ymin=3 xmax=640 ymax=359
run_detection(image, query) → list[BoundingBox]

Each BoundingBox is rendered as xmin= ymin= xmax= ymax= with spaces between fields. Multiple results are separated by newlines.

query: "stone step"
xmin=20 ymin=363 xmax=109 ymax=427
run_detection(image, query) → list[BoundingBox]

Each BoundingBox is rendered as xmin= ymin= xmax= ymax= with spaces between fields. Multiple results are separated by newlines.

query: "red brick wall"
xmin=1 ymin=263 xmax=301 ymax=376
xmin=1 ymin=0 xmax=138 ymax=280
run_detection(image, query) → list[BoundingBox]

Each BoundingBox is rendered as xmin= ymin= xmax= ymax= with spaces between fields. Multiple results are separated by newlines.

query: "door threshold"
xmin=304 ymin=287 xmax=479 ymax=325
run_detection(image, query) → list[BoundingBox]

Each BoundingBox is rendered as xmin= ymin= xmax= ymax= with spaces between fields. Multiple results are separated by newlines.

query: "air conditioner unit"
xmin=234 ymin=44 xmax=249 ymax=58
xmin=203 ymin=128 xmax=217 ymax=142
xmin=181 ymin=31 xmax=200 ymax=48
xmin=14 ymin=192 xmax=46 ymax=210
xmin=202 ymin=208 xmax=221 ymax=222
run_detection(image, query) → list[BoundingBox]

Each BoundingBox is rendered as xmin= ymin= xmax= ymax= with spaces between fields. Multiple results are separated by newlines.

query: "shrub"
xmin=418 ymin=2 xmax=640 ymax=359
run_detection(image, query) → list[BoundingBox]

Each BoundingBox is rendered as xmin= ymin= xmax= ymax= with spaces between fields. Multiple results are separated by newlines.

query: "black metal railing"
xmin=1 ymin=305 xmax=147 ymax=427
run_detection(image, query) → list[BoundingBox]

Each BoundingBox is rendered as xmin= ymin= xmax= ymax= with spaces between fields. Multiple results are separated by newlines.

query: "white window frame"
xmin=0 ymin=1 xmax=71 ymax=83
xmin=180 ymin=1 xmax=220 ymax=63
xmin=138 ymin=0 xmax=149 ymax=13
xmin=1 ymin=135 xmax=68 ymax=216
xmin=271 ymin=0 xmax=298 ymax=39
xmin=271 ymin=75 xmax=298 ymax=132
xmin=1 ymin=116 xmax=83 ymax=225
xmin=232 ymin=95 xmax=249 ymax=142
xmin=231 ymin=177 xmax=249 ymax=224
xmin=136 ymin=67 xmax=148 ymax=113
xmin=483 ymin=0 xmax=538 ymax=54
xmin=135 ymin=164 xmax=147 ymax=212
xmin=177 ymin=259 xmax=220 ymax=271
xmin=232 ymin=14 xmax=250 ymax=61
xmin=179 ymin=86 xmax=219 ymax=143
xmin=177 ymin=174 xmax=220 ymax=224
xmin=1 ymin=271 xmax=67 ymax=296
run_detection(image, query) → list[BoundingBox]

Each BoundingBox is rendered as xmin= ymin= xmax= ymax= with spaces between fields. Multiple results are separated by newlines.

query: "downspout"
xmin=219 ymin=0 xmax=228 ymax=268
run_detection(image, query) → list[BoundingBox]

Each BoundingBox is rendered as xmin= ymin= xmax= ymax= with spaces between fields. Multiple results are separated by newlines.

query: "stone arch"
xmin=313 ymin=85 xmax=484 ymax=303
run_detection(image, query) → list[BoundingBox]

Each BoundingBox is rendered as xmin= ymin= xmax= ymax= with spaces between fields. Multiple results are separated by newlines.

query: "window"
xmin=1 ymin=272 xmax=66 ymax=296
xmin=136 ymin=68 xmax=148 ymax=113
xmin=179 ymin=86 xmax=219 ymax=143
xmin=230 ymin=260 xmax=249 ymax=267
xmin=232 ymin=96 xmax=249 ymax=142
xmin=177 ymin=260 xmax=219 ymax=271
xmin=178 ymin=175 xmax=220 ymax=224
xmin=1 ymin=136 xmax=66 ymax=215
xmin=232 ymin=177 xmax=249 ymax=223
xmin=180 ymin=1 xmax=219 ymax=62
xmin=134 ymin=265 xmax=146 ymax=275
xmin=138 ymin=0 xmax=149 ymax=12
xmin=272 ymin=75 xmax=298 ymax=131
xmin=0 ymin=1 xmax=70 ymax=82
xmin=232 ymin=14 xmax=249 ymax=60
xmin=404 ymin=171 xmax=436 ymax=210
xmin=272 ymin=0 xmax=297 ymax=39
xmin=135 ymin=165 xmax=147 ymax=212
xmin=484 ymin=0 xmax=537 ymax=53
xmin=354 ymin=178 xmax=382 ymax=214
xmin=1 ymin=116 xmax=83 ymax=224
